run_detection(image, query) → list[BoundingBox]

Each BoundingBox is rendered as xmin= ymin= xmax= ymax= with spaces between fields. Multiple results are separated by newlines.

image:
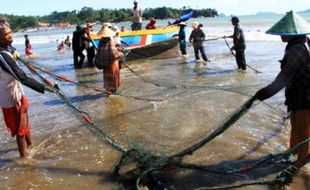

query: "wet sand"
xmin=0 ymin=40 xmax=309 ymax=190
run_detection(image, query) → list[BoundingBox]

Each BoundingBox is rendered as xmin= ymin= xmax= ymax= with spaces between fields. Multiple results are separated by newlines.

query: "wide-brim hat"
xmin=97 ymin=26 xmax=114 ymax=38
xmin=266 ymin=11 xmax=310 ymax=36
xmin=178 ymin=22 xmax=187 ymax=26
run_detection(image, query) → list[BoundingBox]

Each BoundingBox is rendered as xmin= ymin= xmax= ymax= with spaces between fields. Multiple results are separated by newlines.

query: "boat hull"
xmin=125 ymin=39 xmax=178 ymax=61
xmin=91 ymin=26 xmax=178 ymax=47
xmin=90 ymin=26 xmax=179 ymax=61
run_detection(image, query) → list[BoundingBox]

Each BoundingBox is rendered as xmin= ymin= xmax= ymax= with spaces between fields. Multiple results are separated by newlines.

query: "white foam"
xmin=13 ymin=29 xmax=73 ymax=45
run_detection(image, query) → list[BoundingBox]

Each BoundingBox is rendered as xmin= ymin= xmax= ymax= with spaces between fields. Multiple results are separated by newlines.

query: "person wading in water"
xmin=0 ymin=19 xmax=56 ymax=158
xmin=95 ymin=26 xmax=123 ymax=93
xmin=224 ymin=16 xmax=247 ymax=71
xmin=254 ymin=11 xmax=310 ymax=185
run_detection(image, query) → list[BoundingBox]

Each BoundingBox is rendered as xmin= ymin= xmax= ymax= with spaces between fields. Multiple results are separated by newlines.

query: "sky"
xmin=0 ymin=0 xmax=309 ymax=16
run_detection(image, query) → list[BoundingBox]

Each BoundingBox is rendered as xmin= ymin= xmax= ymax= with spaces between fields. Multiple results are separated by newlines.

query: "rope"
xmin=135 ymin=137 xmax=310 ymax=189
xmin=135 ymin=135 xmax=310 ymax=189
xmin=224 ymin=38 xmax=262 ymax=73
xmin=204 ymin=37 xmax=223 ymax=42
xmin=18 ymin=55 xmax=175 ymax=181
xmin=124 ymin=63 xmax=161 ymax=87
xmin=280 ymin=136 xmax=310 ymax=156
xmin=172 ymin=154 xmax=277 ymax=175
xmin=18 ymin=55 xmax=310 ymax=190
xmin=187 ymin=37 xmax=222 ymax=47
xmin=135 ymin=164 xmax=284 ymax=190
xmin=21 ymin=60 xmax=112 ymax=95
xmin=18 ymin=56 xmax=128 ymax=153
xmin=89 ymin=32 xmax=162 ymax=88
xmin=19 ymin=59 xmax=168 ymax=102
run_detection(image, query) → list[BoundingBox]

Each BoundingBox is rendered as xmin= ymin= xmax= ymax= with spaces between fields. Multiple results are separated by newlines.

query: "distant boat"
xmin=90 ymin=26 xmax=179 ymax=61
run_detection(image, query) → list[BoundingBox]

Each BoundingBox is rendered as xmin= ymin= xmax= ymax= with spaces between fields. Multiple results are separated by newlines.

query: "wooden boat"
xmin=90 ymin=26 xmax=179 ymax=61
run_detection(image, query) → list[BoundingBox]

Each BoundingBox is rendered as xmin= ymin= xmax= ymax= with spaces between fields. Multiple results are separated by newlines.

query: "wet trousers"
xmin=86 ymin=47 xmax=95 ymax=66
xmin=235 ymin=50 xmax=246 ymax=70
xmin=194 ymin=46 xmax=208 ymax=61
xmin=179 ymin=41 xmax=187 ymax=55
xmin=290 ymin=109 xmax=310 ymax=166
xmin=73 ymin=49 xmax=85 ymax=68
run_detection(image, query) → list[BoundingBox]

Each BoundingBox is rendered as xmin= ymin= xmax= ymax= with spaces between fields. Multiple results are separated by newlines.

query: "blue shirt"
xmin=178 ymin=28 xmax=186 ymax=42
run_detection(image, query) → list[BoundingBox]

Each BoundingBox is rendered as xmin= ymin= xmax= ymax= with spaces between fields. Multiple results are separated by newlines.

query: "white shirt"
xmin=0 ymin=52 xmax=24 ymax=108
xmin=132 ymin=7 xmax=143 ymax=23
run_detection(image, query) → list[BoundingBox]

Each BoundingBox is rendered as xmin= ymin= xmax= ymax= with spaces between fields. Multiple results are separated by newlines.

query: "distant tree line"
xmin=0 ymin=6 xmax=218 ymax=32
xmin=0 ymin=14 xmax=40 ymax=32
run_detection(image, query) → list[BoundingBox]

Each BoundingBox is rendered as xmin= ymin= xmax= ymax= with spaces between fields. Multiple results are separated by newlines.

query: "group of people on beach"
xmin=0 ymin=19 xmax=58 ymax=158
xmin=22 ymin=34 xmax=71 ymax=56
xmin=1 ymin=2 xmax=310 ymax=188
xmin=176 ymin=16 xmax=245 ymax=70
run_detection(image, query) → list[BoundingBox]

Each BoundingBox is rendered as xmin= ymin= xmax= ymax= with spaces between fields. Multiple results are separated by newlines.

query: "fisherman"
xmin=145 ymin=17 xmax=156 ymax=30
xmin=85 ymin=22 xmax=96 ymax=66
xmin=72 ymin=25 xmax=88 ymax=69
xmin=24 ymin=34 xmax=33 ymax=57
xmin=176 ymin=22 xmax=187 ymax=56
xmin=95 ymin=26 xmax=123 ymax=93
xmin=0 ymin=19 xmax=56 ymax=158
xmin=254 ymin=11 xmax=310 ymax=184
xmin=131 ymin=0 xmax=143 ymax=31
xmin=189 ymin=22 xmax=210 ymax=62
xmin=111 ymin=26 xmax=127 ymax=69
xmin=224 ymin=16 xmax=246 ymax=71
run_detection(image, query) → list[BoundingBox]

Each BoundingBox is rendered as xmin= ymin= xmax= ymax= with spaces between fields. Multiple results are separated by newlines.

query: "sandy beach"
xmin=0 ymin=15 xmax=310 ymax=190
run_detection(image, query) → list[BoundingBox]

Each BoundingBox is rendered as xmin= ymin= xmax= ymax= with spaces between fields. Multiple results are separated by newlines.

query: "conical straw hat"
xmin=266 ymin=11 xmax=310 ymax=35
xmin=97 ymin=26 xmax=114 ymax=38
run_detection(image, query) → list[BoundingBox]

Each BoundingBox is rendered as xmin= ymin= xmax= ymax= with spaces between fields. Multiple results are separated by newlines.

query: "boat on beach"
xmin=90 ymin=26 xmax=179 ymax=61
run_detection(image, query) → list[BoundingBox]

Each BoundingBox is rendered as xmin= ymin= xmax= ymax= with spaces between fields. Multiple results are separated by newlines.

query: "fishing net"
xmin=15 ymin=38 xmax=295 ymax=190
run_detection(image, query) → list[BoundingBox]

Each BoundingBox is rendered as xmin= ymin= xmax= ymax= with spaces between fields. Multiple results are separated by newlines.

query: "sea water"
xmin=0 ymin=14 xmax=310 ymax=189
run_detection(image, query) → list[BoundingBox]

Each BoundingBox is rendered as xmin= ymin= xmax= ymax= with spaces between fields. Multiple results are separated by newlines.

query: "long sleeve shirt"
xmin=233 ymin=24 xmax=246 ymax=50
xmin=189 ymin=28 xmax=205 ymax=48
xmin=257 ymin=37 xmax=310 ymax=111
xmin=0 ymin=45 xmax=45 ymax=108
xmin=178 ymin=28 xmax=186 ymax=42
